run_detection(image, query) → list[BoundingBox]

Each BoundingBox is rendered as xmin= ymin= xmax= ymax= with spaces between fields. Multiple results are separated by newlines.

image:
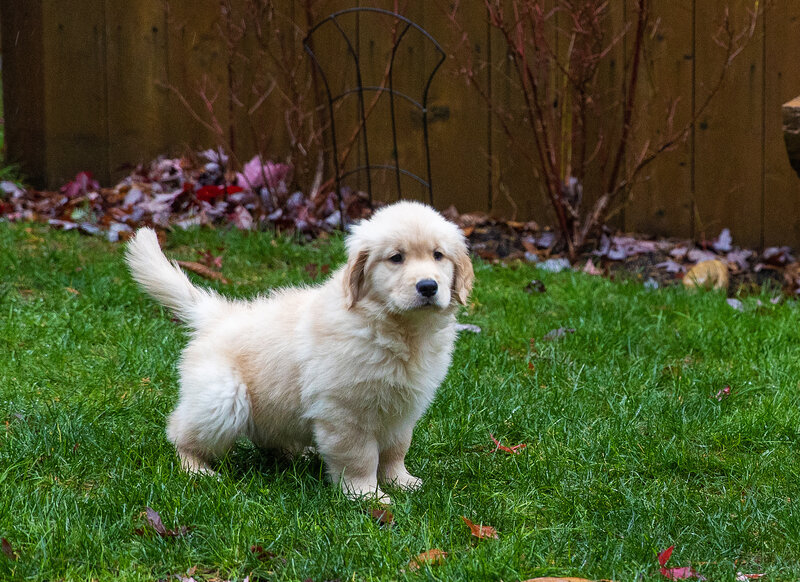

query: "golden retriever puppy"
xmin=126 ymin=201 xmax=474 ymax=502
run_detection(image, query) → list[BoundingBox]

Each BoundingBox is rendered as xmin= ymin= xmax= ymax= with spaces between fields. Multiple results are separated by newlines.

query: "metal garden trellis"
xmin=303 ymin=7 xmax=445 ymax=212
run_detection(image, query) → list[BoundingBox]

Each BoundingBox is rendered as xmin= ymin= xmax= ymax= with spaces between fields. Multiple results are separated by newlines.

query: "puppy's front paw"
xmin=385 ymin=470 xmax=422 ymax=491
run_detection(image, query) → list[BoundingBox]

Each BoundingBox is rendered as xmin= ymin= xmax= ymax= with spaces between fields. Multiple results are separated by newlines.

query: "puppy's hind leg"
xmin=167 ymin=356 xmax=252 ymax=476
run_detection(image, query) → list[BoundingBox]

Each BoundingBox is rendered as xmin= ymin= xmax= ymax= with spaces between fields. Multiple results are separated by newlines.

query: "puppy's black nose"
xmin=416 ymin=279 xmax=438 ymax=297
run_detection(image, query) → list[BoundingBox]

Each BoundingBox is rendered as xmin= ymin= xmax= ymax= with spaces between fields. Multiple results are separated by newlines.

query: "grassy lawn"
xmin=1 ymin=222 xmax=800 ymax=581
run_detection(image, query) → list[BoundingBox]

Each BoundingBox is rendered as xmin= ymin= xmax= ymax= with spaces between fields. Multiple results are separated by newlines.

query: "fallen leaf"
xmin=525 ymin=280 xmax=547 ymax=294
xmin=686 ymin=249 xmax=719 ymax=264
xmin=543 ymin=327 xmax=575 ymax=341
xmin=136 ymin=507 xmax=191 ymax=538
xmin=581 ymin=259 xmax=603 ymax=276
xmin=658 ymin=546 xmax=674 ymax=567
xmin=408 ymin=549 xmax=447 ymax=571
xmin=726 ymin=298 xmax=744 ymax=311
xmin=712 ymin=228 xmax=733 ymax=252
xmin=736 ymin=573 xmax=765 ymax=581
xmin=2 ymin=538 xmax=17 ymax=560
xmin=656 ymin=259 xmax=686 ymax=274
xmin=783 ymin=262 xmax=800 ymax=295
xmin=176 ymin=261 xmax=230 ymax=284
xmin=198 ymin=250 xmax=223 ymax=269
xmin=461 ymin=516 xmax=499 ymax=539
xmin=762 ymin=246 xmax=794 ymax=266
xmin=661 ymin=567 xmax=705 ymax=580
xmin=367 ymin=508 xmax=395 ymax=526
xmin=490 ymin=433 xmax=527 ymax=454
xmin=683 ymin=260 xmax=728 ymax=290
xmin=713 ymin=385 xmax=732 ymax=401
xmin=657 ymin=546 xmax=705 ymax=580
xmin=522 ymin=578 xmax=599 ymax=582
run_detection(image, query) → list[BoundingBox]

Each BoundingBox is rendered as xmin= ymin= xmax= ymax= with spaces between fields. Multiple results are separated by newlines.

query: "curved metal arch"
xmin=303 ymin=7 xmax=446 ymax=215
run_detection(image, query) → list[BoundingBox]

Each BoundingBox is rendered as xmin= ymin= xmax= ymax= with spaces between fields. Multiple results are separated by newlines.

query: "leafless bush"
xmin=448 ymin=0 xmax=762 ymax=258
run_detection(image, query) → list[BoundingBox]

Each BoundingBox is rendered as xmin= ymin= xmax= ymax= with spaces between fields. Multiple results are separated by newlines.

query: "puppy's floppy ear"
xmin=452 ymin=246 xmax=475 ymax=305
xmin=344 ymin=249 xmax=370 ymax=309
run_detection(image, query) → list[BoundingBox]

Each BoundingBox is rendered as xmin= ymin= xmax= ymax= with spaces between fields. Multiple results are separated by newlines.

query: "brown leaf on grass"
xmin=736 ymin=574 xmax=765 ymax=581
xmin=490 ymin=433 xmax=527 ymax=454
xmin=407 ymin=549 xmax=447 ymax=571
xmin=198 ymin=249 xmax=223 ymax=269
xmin=783 ymin=261 xmax=800 ymax=295
xmin=366 ymin=508 xmax=395 ymax=527
xmin=176 ymin=260 xmax=230 ymax=284
xmin=135 ymin=507 xmax=191 ymax=538
xmin=461 ymin=516 xmax=499 ymax=539
xmin=2 ymin=538 xmax=17 ymax=560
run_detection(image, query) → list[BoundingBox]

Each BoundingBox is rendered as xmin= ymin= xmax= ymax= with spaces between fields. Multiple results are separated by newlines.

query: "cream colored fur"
xmin=125 ymin=201 xmax=474 ymax=502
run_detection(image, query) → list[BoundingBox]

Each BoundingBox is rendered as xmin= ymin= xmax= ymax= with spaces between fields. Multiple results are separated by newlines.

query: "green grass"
xmin=1 ymin=222 xmax=800 ymax=581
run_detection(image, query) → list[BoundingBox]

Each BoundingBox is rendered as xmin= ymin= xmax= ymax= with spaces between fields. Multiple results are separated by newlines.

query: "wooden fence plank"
xmin=165 ymin=2 xmax=230 ymax=156
xmin=105 ymin=1 xmax=169 ymax=183
xmin=41 ymin=1 xmax=109 ymax=187
xmin=693 ymin=0 xmax=764 ymax=246
xmin=423 ymin=2 xmax=490 ymax=214
xmin=763 ymin=0 xmax=800 ymax=246
xmin=487 ymin=0 xmax=554 ymax=223
xmin=0 ymin=0 xmax=46 ymax=188
xmin=625 ymin=0 xmax=694 ymax=239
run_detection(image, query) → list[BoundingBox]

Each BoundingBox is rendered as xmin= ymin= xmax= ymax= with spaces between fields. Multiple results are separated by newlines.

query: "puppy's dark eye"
xmin=433 ymin=251 xmax=444 ymax=261
xmin=389 ymin=253 xmax=404 ymax=264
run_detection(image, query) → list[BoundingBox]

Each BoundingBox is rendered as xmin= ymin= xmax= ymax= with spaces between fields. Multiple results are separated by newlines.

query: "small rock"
xmin=644 ymin=277 xmax=659 ymax=290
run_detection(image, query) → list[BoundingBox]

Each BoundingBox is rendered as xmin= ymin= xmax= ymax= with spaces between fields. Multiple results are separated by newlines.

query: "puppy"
xmin=125 ymin=201 xmax=474 ymax=502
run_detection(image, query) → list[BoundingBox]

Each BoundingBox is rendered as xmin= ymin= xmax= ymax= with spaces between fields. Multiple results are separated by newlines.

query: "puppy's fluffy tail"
xmin=126 ymin=228 xmax=221 ymax=328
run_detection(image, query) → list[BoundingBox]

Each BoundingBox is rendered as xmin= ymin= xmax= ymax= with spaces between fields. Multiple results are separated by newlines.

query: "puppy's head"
xmin=343 ymin=201 xmax=474 ymax=312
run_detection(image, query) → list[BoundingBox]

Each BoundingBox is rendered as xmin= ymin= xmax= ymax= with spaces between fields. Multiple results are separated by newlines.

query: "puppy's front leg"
xmin=313 ymin=419 xmax=389 ymax=503
xmin=378 ymin=427 xmax=422 ymax=491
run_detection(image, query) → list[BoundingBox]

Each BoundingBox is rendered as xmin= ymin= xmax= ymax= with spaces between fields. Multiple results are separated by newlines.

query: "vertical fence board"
xmin=625 ymin=0 xmax=694 ymax=238
xmin=486 ymin=1 xmax=552 ymax=223
xmin=763 ymin=0 xmax=800 ymax=246
xmin=693 ymin=0 xmax=764 ymax=246
xmin=423 ymin=2 xmax=490 ymax=214
xmin=0 ymin=0 xmax=46 ymax=187
xmin=165 ymin=2 xmax=230 ymax=155
xmin=105 ymin=0 xmax=169 ymax=183
xmin=41 ymin=1 xmax=109 ymax=186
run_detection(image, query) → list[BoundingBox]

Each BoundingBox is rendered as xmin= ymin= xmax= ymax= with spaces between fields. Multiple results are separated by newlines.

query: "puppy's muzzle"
xmin=416 ymin=279 xmax=438 ymax=298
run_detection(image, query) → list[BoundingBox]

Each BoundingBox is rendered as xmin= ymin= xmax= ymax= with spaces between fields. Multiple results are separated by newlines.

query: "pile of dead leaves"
xmin=0 ymin=150 xmax=371 ymax=241
xmin=453 ymin=210 xmax=799 ymax=297
xmin=3 ymin=157 xmax=800 ymax=297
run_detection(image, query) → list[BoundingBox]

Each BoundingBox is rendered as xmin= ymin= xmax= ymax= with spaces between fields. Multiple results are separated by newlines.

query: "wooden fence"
xmin=2 ymin=1 xmax=799 ymax=247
